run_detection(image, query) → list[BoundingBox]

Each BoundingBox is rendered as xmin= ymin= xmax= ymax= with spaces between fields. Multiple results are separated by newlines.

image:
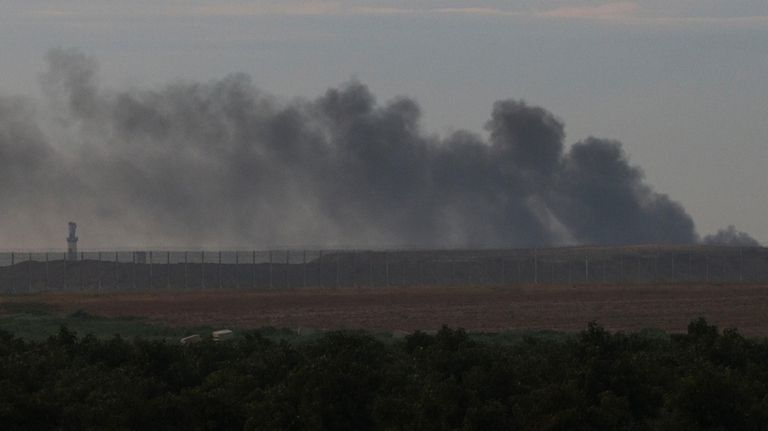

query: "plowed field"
xmin=3 ymin=283 xmax=768 ymax=335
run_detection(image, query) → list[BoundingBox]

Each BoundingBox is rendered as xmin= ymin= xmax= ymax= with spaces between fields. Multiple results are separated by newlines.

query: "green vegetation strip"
xmin=0 ymin=302 xmax=204 ymax=341
xmin=0 ymin=301 xmax=576 ymax=345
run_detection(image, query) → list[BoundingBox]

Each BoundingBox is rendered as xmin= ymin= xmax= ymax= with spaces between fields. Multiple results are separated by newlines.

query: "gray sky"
xmin=2 ymin=0 xmax=767 ymax=245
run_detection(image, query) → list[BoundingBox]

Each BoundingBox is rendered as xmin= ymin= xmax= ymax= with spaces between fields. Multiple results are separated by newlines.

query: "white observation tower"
xmin=67 ymin=222 xmax=78 ymax=260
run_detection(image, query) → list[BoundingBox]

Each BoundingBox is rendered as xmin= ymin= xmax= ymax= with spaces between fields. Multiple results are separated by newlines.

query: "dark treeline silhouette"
xmin=3 ymin=320 xmax=768 ymax=430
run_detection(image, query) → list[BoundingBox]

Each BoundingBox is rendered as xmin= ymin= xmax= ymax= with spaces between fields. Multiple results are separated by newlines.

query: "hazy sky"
xmin=2 ymin=0 xmax=767 ymax=245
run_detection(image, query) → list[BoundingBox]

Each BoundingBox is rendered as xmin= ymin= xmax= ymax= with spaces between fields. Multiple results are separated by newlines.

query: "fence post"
xmin=336 ymin=253 xmax=341 ymax=288
xmin=549 ymin=260 xmax=555 ymax=283
xmin=286 ymin=251 xmax=291 ymax=289
xmin=401 ymin=258 xmax=406 ymax=286
xmin=688 ymin=252 xmax=693 ymax=282
xmin=64 ymin=252 xmax=69 ymax=291
xmin=269 ymin=251 xmax=273 ymax=289
xmin=705 ymin=254 xmax=710 ymax=282
xmin=218 ymin=251 xmax=222 ymax=289
xmin=451 ymin=258 xmax=456 ymax=286
xmin=416 ymin=258 xmax=422 ymax=287
xmin=235 ymin=252 xmax=239 ymax=289
xmin=352 ymin=251 xmax=358 ymax=288
xmin=28 ymin=252 xmax=32 ymax=293
xmin=739 ymin=247 xmax=744 ymax=283
xmin=489 ymin=258 xmax=494 ymax=286
xmin=166 ymin=251 xmax=171 ymax=289
xmin=80 ymin=252 xmax=85 ymax=290
xmin=385 ymin=252 xmax=390 ymax=287
xmin=45 ymin=252 xmax=49 ymax=291
xmin=318 ymin=250 xmax=324 ymax=288
xmin=671 ymin=254 xmax=675 ymax=282
xmin=369 ymin=253 xmax=374 ymax=287
xmin=585 ymin=255 xmax=589 ymax=284
xmin=466 ymin=259 xmax=473 ymax=286
xmin=9 ymin=252 xmax=15 ymax=294
xmin=500 ymin=258 xmax=506 ymax=285
xmin=619 ymin=255 xmax=624 ymax=284
xmin=97 ymin=252 xmax=102 ymax=292
xmin=602 ymin=259 xmax=607 ymax=284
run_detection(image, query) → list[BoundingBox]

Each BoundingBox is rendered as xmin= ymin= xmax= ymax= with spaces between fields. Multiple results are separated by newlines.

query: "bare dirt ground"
xmin=3 ymin=283 xmax=768 ymax=335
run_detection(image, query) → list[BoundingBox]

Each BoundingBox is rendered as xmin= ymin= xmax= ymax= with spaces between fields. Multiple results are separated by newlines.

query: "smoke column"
xmin=0 ymin=49 xmax=758 ymax=249
xmin=703 ymin=226 xmax=760 ymax=247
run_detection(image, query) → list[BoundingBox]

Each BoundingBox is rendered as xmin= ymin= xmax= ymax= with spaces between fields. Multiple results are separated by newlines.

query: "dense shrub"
xmin=2 ymin=320 xmax=768 ymax=430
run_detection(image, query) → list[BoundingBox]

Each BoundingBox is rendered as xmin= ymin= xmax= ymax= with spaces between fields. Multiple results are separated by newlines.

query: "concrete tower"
xmin=67 ymin=222 xmax=78 ymax=260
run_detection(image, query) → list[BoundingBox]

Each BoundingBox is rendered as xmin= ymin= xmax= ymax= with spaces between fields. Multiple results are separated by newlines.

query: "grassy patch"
xmin=0 ymin=311 xmax=214 ymax=341
xmin=0 ymin=310 xmax=582 ymax=346
xmin=1 ymin=302 xmax=654 ymax=346
xmin=0 ymin=308 xmax=321 ymax=344
xmin=0 ymin=301 xmax=57 ymax=315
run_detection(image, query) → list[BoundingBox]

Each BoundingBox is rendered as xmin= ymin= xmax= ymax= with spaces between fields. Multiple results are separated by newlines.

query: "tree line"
xmin=2 ymin=319 xmax=768 ymax=430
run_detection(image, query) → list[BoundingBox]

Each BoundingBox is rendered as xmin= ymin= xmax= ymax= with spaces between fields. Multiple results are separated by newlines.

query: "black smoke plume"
xmin=703 ymin=226 xmax=760 ymax=247
xmin=0 ymin=49 xmax=753 ymax=249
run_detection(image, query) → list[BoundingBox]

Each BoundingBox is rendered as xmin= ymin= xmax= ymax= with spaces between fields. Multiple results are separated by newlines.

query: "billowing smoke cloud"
xmin=703 ymin=226 xmax=760 ymax=247
xmin=0 ymin=48 xmax=750 ymax=249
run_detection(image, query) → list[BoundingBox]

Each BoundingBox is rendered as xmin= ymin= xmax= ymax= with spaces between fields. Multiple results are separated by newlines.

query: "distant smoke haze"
xmin=703 ymin=225 xmax=761 ymax=247
xmin=0 ymin=49 xmax=759 ymax=249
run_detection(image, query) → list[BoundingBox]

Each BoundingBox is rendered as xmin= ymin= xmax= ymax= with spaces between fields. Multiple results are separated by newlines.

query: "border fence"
xmin=0 ymin=246 xmax=766 ymax=293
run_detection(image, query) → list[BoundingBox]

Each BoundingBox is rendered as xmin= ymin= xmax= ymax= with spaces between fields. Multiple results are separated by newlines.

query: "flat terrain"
xmin=3 ymin=283 xmax=768 ymax=335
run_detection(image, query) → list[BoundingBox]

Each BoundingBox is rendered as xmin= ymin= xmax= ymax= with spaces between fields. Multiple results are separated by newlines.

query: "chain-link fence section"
xmin=0 ymin=246 xmax=766 ymax=293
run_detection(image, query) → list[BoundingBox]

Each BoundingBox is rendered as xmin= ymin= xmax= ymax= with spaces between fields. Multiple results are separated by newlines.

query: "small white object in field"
xmin=297 ymin=327 xmax=317 ymax=337
xmin=213 ymin=329 xmax=234 ymax=341
xmin=180 ymin=334 xmax=201 ymax=345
